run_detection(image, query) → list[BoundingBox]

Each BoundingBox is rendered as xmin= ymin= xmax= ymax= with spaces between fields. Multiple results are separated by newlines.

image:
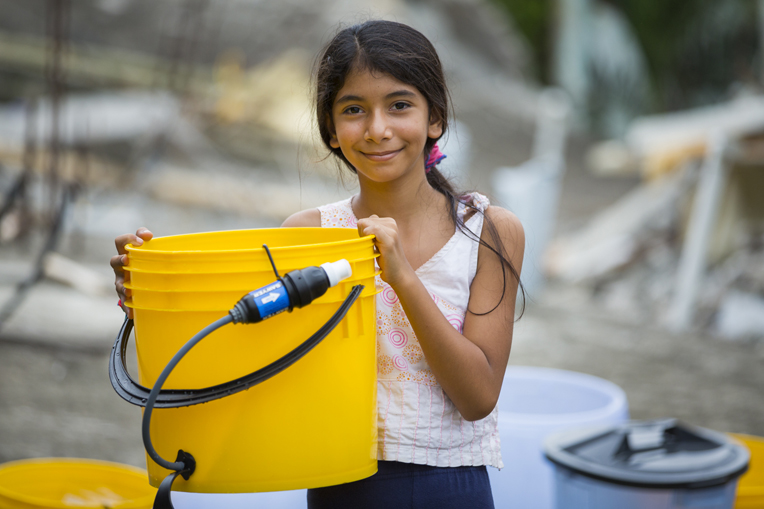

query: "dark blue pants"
xmin=307 ymin=461 xmax=495 ymax=509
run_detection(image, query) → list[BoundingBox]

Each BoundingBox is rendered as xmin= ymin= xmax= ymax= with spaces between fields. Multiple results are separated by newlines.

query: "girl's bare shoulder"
xmin=484 ymin=205 xmax=522 ymax=230
xmin=281 ymin=208 xmax=321 ymax=227
xmin=482 ymin=205 xmax=525 ymax=250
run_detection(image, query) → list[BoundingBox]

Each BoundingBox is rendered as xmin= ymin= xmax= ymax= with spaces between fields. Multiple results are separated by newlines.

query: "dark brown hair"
xmin=315 ymin=20 xmax=524 ymax=316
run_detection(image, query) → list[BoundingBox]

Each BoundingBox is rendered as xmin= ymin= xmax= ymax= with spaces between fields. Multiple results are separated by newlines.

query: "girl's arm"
xmin=281 ymin=209 xmax=321 ymax=228
xmin=358 ymin=207 xmax=524 ymax=421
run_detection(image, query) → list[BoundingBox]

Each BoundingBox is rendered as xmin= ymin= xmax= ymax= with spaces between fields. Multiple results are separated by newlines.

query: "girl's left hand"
xmin=357 ymin=215 xmax=415 ymax=288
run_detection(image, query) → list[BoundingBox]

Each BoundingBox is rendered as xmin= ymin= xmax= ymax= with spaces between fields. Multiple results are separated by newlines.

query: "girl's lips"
xmin=362 ymin=149 xmax=402 ymax=162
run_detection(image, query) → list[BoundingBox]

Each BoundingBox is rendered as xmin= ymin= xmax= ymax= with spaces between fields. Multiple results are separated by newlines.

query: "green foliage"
xmin=615 ymin=0 xmax=760 ymax=110
xmin=490 ymin=0 xmax=761 ymax=113
xmin=491 ymin=0 xmax=555 ymax=83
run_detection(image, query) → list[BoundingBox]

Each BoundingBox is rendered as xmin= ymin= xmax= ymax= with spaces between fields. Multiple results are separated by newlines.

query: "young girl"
xmin=112 ymin=20 xmax=524 ymax=509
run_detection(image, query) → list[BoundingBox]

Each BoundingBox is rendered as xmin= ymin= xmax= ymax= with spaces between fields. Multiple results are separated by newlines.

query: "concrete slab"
xmin=0 ymin=282 xmax=123 ymax=352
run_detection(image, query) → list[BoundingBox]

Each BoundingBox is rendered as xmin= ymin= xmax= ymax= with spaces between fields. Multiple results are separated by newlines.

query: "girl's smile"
xmin=362 ymin=148 xmax=403 ymax=161
xmin=329 ymin=69 xmax=442 ymax=182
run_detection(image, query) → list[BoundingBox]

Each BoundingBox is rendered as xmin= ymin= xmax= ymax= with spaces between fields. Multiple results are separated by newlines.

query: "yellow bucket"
xmin=731 ymin=434 xmax=764 ymax=509
xmin=122 ymin=228 xmax=379 ymax=493
xmin=0 ymin=458 xmax=155 ymax=509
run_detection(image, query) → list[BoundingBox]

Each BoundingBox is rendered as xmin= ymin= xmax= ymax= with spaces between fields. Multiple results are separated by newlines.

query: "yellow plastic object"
xmin=124 ymin=228 xmax=374 ymax=273
xmin=730 ymin=434 xmax=764 ymax=509
xmin=0 ymin=458 xmax=155 ymax=509
xmin=124 ymin=228 xmax=379 ymax=493
xmin=125 ymin=254 xmax=378 ymax=292
xmin=124 ymin=278 xmax=378 ymax=312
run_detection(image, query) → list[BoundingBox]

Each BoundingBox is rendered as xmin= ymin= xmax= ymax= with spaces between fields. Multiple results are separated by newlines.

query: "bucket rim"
xmin=0 ymin=457 xmax=155 ymax=508
xmin=124 ymin=286 xmax=381 ymax=311
xmin=497 ymin=366 xmax=628 ymax=425
xmin=125 ymin=229 xmax=375 ymax=257
xmin=123 ymin=253 xmax=380 ymax=275
xmin=543 ymin=421 xmax=751 ymax=489
xmin=123 ymin=270 xmax=381 ymax=293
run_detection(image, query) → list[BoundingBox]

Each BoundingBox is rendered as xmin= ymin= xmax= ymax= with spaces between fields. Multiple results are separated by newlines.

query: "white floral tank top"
xmin=318 ymin=193 xmax=503 ymax=469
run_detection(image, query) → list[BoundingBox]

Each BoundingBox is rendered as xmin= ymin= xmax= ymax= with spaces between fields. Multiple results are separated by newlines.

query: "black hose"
xmin=142 ymin=314 xmax=233 ymax=471
xmin=110 ymin=285 xmax=364 ymax=409
xmin=129 ymin=284 xmax=364 ymax=472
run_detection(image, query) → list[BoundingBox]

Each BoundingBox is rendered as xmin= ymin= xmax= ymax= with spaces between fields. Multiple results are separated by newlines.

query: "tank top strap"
xmin=460 ymin=192 xmax=490 ymax=214
xmin=317 ymin=197 xmax=357 ymax=229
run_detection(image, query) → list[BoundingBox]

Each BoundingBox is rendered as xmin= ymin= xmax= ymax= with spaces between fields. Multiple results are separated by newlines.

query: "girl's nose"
xmin=365 ymin=111 xmax=392 ymax=143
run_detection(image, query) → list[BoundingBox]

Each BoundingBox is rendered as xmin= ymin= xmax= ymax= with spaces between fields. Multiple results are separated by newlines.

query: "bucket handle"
xmin=109 ymin=284 xmax=364 ymax=508
xmin=109 ymin=284 xmax=364 ymax=408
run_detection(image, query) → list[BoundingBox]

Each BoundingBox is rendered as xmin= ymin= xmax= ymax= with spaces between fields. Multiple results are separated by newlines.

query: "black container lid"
xmin=544 ymin=419 xmax=750 ymax=489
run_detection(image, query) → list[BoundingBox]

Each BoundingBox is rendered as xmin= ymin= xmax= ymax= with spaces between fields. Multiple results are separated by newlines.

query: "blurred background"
xmin=0 ymin=0 xmax=762 ymax=483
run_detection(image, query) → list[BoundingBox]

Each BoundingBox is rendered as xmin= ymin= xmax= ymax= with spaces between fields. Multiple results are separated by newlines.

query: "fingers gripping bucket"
xmin=111 ymin=228 xmax=379 ymax=495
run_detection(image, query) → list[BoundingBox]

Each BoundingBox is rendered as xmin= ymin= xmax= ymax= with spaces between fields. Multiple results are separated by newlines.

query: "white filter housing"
xmin=321 ymin=259 xmax=353 ymax=287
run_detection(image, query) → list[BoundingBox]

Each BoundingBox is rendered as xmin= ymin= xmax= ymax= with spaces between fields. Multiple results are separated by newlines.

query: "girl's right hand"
xmin=111 ymin=227 xmax=153 ymax=319
xmin=356 ymin=215 xmax=416 ymax=289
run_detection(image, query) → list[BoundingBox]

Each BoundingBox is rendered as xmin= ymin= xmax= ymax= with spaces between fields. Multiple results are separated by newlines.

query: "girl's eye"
xmin=343 ymin=106 xmax=362 ymax=114
xmin=391 ymin=102 xmax=409 ymax=111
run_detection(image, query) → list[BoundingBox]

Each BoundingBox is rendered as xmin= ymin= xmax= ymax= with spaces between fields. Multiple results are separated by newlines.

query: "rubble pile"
xmin=547 ymin=97 xmax=764 ymax=341
xmin=0 ymin=0 xmax=540 ymax=224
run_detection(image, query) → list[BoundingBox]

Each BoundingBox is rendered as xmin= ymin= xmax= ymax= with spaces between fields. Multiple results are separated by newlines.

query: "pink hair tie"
xmin=425 ymin=143 xmax=446 ymax=172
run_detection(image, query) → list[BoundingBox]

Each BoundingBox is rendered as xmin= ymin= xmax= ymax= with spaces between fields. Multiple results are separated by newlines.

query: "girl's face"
xmin=330 ymin=69 xmax=442 ymax=184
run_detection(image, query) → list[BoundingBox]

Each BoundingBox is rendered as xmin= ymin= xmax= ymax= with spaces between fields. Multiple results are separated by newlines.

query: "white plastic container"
xmin=544 ymin=419 xmax=750 ymax=509
xmin=489 ymin=366 xmax=629 ymax=509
